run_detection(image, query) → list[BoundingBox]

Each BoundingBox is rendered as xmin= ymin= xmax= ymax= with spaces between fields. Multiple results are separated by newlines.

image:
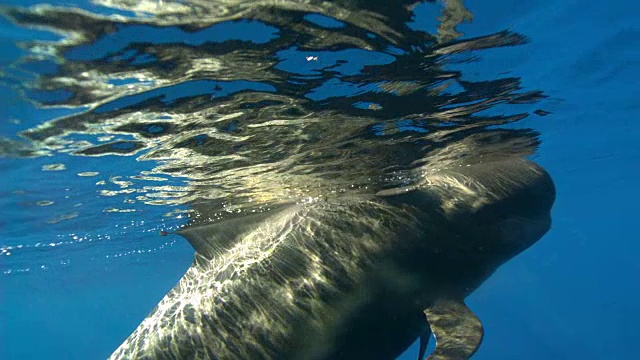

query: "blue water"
xmin=1 ymin=0 xmax=638 ymax=359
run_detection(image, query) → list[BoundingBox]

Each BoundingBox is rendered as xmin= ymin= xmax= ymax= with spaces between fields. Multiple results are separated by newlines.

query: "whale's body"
xmin=110 ymin=157 xmax=554 ymax=359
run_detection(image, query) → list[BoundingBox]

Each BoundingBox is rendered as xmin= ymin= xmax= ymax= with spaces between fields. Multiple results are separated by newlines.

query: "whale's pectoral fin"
xmin=417 ymin=325 xmax=432 ymax=360
xmin=423 ymin=299 xmax=484 ymax=360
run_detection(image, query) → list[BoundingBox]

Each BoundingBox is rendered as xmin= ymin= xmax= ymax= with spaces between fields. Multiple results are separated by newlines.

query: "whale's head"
xmin=467 ymin=158 xmax=555 ymax=263
xmin=386 ymin=157 xmax=556 ymax=296
xmin=446 ymin=158 xmax=555 ymax=293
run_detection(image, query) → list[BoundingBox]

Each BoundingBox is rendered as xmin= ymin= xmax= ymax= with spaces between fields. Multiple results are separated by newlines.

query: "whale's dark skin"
xmin=110 ymin=157 xmax=554 ymax=360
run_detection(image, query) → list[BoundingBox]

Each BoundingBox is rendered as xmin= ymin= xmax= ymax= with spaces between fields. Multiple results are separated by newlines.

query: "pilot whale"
xmin=109 ymin=156 xmax=554 ymax=360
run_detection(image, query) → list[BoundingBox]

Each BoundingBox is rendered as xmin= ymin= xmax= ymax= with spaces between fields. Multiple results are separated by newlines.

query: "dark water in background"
xmin=0 ymin=0 xmax=638 ymax=359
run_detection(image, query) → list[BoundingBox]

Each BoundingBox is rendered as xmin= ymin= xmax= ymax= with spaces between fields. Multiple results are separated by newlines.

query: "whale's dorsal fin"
xmin=423 ymin=299 xmax=484 ymax=360
xmin=177 ymin=203 xmax=294 ymax=260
